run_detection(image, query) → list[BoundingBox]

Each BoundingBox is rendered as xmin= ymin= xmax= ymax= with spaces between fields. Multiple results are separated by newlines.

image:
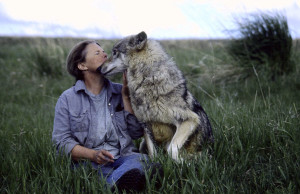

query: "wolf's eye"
xmin=113 ymin=50 xmax=117 ymax=56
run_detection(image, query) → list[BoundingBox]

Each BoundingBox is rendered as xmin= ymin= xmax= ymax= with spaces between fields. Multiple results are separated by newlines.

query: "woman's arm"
xmin=122 ymin=71 xmax=134 ymax=114
xmin=71 ymin=145 xmax=95 ymax=161
xmin=71 ymin=145 xmax=114 ymax=164
xmin=52 ymin=95 xmax=79 ymax=155
xmin=119 ymin=71 xmax=144 ymax=139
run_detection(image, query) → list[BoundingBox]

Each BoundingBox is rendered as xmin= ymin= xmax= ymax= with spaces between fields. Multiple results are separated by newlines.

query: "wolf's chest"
xmin=129 ymin=89 xmax=159 ymax=122
xmin=126 ymin=68 xmax=179 ymax=123
xmin=128 ymin=76 xmax=161 ymax=109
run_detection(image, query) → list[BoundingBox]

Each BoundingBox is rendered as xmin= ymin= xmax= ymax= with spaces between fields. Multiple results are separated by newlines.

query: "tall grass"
xmin=0 ymin=37 xmax=299 ymax=193
xmin=228 ymin=12 xmax=294 ymax=79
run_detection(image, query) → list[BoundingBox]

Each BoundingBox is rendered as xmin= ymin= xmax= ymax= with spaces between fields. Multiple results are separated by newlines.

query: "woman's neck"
xmin=84 ymin=73 xmax=105 ymax=95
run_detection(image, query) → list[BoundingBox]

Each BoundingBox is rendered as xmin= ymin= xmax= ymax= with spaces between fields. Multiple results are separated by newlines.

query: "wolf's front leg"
xmin=144 ymin=125 xmax=157 ymax=158
xmin=167 ymin=118 xmax=199 ymax=162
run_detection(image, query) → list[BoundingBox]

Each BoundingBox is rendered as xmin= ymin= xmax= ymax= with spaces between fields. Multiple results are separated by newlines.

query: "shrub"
xmin=26 ymin=39 xmax=68 ymax=78
xmin=228 ymin=12 xmax=294 ymax=79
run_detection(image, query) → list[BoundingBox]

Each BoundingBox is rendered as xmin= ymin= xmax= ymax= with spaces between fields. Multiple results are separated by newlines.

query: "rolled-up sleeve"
xmin=124 ymin=111 xmax=144 ymax=139
xmin=52 ymin=95 xmax=79 ymax=156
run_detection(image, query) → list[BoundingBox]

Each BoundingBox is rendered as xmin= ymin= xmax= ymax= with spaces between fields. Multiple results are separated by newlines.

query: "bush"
xmin=26 ymin=39 xmax=68 ymax=78
xmin=228 ymin=12 xmax=294 ymax=79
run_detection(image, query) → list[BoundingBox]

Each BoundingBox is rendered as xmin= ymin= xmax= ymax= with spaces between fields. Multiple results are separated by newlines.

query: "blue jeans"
xmin=74 ymin=153 xmax=150 ymax=187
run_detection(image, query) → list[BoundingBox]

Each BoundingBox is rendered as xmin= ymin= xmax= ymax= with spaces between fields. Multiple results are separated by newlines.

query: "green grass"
xmin=0 ymin=37 xmax=299 ymax=193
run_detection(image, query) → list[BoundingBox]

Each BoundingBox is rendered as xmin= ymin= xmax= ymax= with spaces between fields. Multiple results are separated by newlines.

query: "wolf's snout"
xmin=101 ymin=66 xmax=110 ymax=75
xmin=97 ymin=65 xmax=103 ymax=74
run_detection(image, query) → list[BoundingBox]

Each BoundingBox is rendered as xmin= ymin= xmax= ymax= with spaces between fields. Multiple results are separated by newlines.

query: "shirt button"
xmin=108 ymin=103 xmax=111 ymax=106
xmin=110 ymin=113 xmax=113 ymax=116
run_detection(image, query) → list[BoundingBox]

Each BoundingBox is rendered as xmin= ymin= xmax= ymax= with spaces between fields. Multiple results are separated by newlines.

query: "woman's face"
xmin=81 ymin=43 xmax=108 ymax=72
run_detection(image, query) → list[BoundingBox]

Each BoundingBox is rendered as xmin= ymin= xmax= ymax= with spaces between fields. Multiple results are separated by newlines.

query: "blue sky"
xmin=0 ymin=0 xmax=299 ymax=39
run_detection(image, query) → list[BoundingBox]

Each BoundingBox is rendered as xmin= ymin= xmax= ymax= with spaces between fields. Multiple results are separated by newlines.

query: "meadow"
xmin=0 ymin=36 xmax=299 ymax=193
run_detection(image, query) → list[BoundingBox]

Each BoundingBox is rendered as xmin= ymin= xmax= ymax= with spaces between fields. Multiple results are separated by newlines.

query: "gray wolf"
xmin=99 ymin=31 xmax=214 ymax=162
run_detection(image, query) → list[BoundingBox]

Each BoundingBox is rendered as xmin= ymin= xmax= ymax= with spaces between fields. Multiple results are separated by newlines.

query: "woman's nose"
xmin=103 ymin=53 xmax=108 ymax=58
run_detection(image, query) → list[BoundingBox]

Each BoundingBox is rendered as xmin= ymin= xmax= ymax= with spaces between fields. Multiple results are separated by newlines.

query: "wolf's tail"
xmin=192 ymin=99 xmax=214 ymax=145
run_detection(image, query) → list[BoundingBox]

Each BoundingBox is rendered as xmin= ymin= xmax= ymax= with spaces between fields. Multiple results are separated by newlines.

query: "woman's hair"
xmin=66 ymin=40 xmax=100 ymax=81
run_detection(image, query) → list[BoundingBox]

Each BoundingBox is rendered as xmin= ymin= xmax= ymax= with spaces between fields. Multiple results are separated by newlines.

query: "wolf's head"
xmin=99 ymin=31 xmax=147 ymax=76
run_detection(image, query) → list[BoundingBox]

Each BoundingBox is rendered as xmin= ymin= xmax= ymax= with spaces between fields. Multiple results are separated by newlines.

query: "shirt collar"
xmin=74 ymin=80 xmax=86 ymax=93
xmin=74 ymin=78 xmax=119 ymax=95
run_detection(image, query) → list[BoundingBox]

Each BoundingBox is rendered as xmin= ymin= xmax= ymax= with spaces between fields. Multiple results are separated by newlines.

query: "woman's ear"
xmin=78 ymin=63 xmax=88 ymax=71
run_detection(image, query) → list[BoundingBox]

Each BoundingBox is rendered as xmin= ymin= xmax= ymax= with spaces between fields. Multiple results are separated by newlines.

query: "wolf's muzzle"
xmin=96 ymin=66 xmax=103 ymax=74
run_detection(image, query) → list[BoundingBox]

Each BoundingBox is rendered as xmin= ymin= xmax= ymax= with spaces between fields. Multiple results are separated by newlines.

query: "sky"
xmin=0 ymin=0 xmax=299 ymax=39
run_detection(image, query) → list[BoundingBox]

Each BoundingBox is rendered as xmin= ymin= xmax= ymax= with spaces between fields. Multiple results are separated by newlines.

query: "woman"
xmin=52 ymin=40 xmax=161 ymax=191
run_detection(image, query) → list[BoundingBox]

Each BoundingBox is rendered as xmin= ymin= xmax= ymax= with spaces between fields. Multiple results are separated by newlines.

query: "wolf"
xmin=99 ymin=31 xmax=214 ymax=162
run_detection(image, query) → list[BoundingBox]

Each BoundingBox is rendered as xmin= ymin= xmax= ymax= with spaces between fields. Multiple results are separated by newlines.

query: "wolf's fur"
xmin=100 ymin=32 xmax=214 ymax=161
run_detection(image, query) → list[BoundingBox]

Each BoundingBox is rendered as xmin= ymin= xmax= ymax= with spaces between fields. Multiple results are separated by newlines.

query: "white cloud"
xmin=0 ymin=0 xmax=299 ymax=38
xmin=1 ymin=0 xmax=112 ymax=29
xmin=105 ymin=0 xmax=188 ymax=37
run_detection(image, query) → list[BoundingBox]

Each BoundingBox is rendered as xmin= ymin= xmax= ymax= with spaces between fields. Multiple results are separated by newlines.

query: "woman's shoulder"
xmin=55 ymin=84 xmax=85 ymax=110
xmin=60 ymin=86 xmax=76 ymax=97
xmin=60 ymin=80 xmax=86 ymax=97
xmin=106 ymin=79 xmax=122 ymax=93
xmin=57 ymin=84 xmax=80 ymax=103
xmin=111 ymin=82 xmax=122 ymax=91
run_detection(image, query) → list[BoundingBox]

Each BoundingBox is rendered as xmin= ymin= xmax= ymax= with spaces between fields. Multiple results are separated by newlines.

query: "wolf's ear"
xmin=137 ymin=31 xmax=147 ymax=43
xmin=129 ymin=31 xmax=147 ymax=50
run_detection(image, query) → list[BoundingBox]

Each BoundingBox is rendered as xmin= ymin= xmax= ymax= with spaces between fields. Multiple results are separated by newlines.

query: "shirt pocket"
xmin=70 ymin=110 xmax=89 ymax=132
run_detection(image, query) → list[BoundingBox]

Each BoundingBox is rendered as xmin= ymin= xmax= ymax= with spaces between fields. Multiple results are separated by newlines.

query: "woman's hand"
xmin=92 ymin=149 xmax=114 ymax=165
xmin=71 ymin=145 xmax=114 ymax=164
xmin=122 ymin=71 xmax=134 ymax=114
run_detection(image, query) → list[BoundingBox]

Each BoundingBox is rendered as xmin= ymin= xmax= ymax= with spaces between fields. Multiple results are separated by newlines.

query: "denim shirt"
xmin=52 ymin=79 xmax=144 ymax=157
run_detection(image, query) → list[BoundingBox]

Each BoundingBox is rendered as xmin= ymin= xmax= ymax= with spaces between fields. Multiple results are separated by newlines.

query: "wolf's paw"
xmin=167 ymin=145 xmax=180 ymax=162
